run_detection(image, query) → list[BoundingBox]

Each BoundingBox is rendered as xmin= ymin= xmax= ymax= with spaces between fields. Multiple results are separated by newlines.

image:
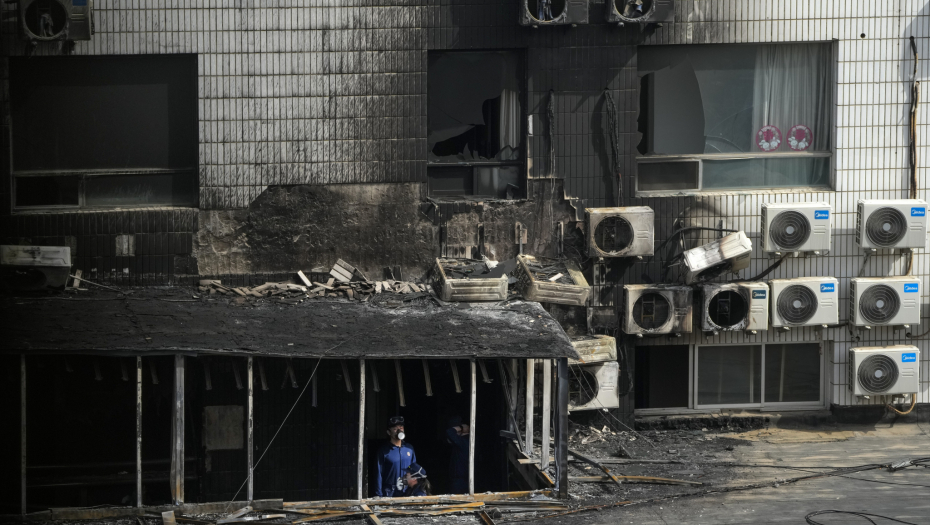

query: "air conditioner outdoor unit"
xmin=1 ymin=245 xmax=71 ymax=290
xmin=607 ymin=0 xmax=675 ymax=25
xmin=519 ymin=0 xmax=589 ymax=27
xmin=761 ymin=202 xmax=833 ymax=255
xmin=848 ymin=346 xmax=920 ymax=397
xmin=19 ymin=0 xmax=93 ymax=42
xmin=622 ymin=284 xmax=692 ymax=336
xmin=569 ymin=335 xmax=617 ymax=365
xmin=700 ymin=282 xmax=768 ymax=334
xmin=849 ymin=277 xmax=921 ymax=328
xmin=586 ymin=207 xmax=654 ymax=258
xmin=769 ymin=277 xmax=839 ymax=329
xmin=681 ymin=231 xmax=752 ymax=285
xmin=856 ymin=199 xmax=928 ymax=250
xmin=568 ymin=361 xmax=619 ymax=411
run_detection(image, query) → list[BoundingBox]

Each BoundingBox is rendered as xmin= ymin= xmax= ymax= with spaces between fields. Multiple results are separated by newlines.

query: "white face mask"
xmin=397 ymin=431 xmax=406 ymax=440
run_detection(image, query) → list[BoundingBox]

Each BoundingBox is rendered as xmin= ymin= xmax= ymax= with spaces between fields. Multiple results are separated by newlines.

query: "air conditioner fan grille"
xmin=632 ymin=292 xmax=671 ymax=330
xmin=857 ymin=354 xmax=898 ymax=393
xmin=568 ymin=366 xmax=597 ymax=407
xmin=858 ymin=284 xmax=900 ymax=324
xmin=865 ymin=207 xmax=907 ymax=247
xmin=776 ymin=284 xmax=818 ymax=324
xmin=708 ymin=290 xmax=747 ymax=328
xmin=769 ymin=210 xmax=811 ymax=250
xmin=593 ymin=216 xmax=634 ymax=255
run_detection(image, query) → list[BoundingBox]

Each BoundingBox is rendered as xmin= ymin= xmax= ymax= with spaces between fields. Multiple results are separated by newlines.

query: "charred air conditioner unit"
xmin=761 ymin=202 xmax=833 ymax=255
xmin=681 ymin=231 xmax=752 ymax=285
xmin=769 ymin=277 xmax=839 ymax=329
xmin=586 ymin=207 xmax=654 ymax=259
xmin=700 ymin=282 xmax=768 ymax=334
xmin=514 ymin=254 xmax=590 ymax=306
xmin=568 ymin=361 xmax=619 ymax=411
xmin=432 ymin=258 xmax=508 ymax=302
xmin=848 ymin=346 xmax=920 ymax=397
xmin=19 ymin=0 xmax=93 ymax=42
xmin=849 ymin=277 xmax=921 ymax=329
xmin=569 ymin=335 xmax=617 ymax=365
xmin=856 ymin=199 xmax=928 ymax=251
xmin=607 ymin=0 xmax=675 ymax=25
xmin=622 ymin=284 xmax=692 ymax=337
xmin=519 ymin=0 xmax=589 ymax=27
xmin=1 ymin=245 xmax=71 ymax=290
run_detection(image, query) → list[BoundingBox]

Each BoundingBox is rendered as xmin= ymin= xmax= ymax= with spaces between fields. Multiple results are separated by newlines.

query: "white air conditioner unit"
xmin=607 ymin=0 xmax=675 ymax=25
xmin=1 ymin=245 xmax=72 ymax=290
xmin=769 ymin=277 xmax=839 ymax=328
xmin=849 ymin=277 xmax=921 ymax=328
xmin=19 ymin=0 xmax=93 ymax=42
xmin=856 ymin=199 xmax=928 ymax=250
xmin=586 ymin=207 xmax=654 ymax=258
xmin=568 ymin=361 xmax=619 ymax=411
xmin=848 ymin=346 xmax=920 ymax=396
xmin=682 ymin=231 xmax=752 ymax=284
xmin=761 ymin=202 xmax=833 ymax=255
xmin=622 ymin=284 xmax=692 ymax=336
xmin=519 ymin=0 xmax=589 ymax=27
xmin=569 ymin=335 xmax=617 ymax=365
xmin=700 ymin=282 xmax=768 ymax=334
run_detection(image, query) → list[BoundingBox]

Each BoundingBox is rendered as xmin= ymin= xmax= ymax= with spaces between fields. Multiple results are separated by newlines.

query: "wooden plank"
xmin=71 ymin=268 xmax=83 ymax=288
xmin=394 ymin=360 xmax=405 ymax=407
xmin=540 ymin=359 xmax=551 ymax=470
xmin=21 ymin=354 xmax=26 ymax=515
xmin=525 ymin=359 xmax=534 ymax=455
xmin=137 ymin=356 xmax=143 ymax=508
xmin=170 ymin=355 xmax=185 ymax=505
xmin=297 ymin=271 xmax=313 ymax=287
xmin=359 ymin=504 xmax=382 ymax=525
xmin=247 ymin=357 xmax=254 ymax=502
xmin=422 ymin=360 xmax=433 ymax=396
xmin=450 ymin=360 xmax=462 ymax=393
xmin=357 ymin=359 xmax=366 ymax=501
xmin=161 ymin=511 xmax=178 ymax=525
xmin=340 ymin=360 xmax=353 ymax=393
xmin=568 ymin=475 xmax=702 ymax=486
xmin=469 ymin=359 xmax=477 ymax=496
xmin=555 ymin=357 xmax=569 ymax=498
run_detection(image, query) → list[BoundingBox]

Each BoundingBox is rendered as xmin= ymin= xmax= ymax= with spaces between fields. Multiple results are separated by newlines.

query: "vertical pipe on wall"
xmin=357 ymin=359 xmax=366 ymax=501
xmin=20 ymin=354 xmax=26 ymax=515
xmin=524 ymin=359 xmax=534 ymax=455
xmin=468 ymin=359 xmax=476 ymax=496
xmin=170 ymin=355 xmax=185 ymax=505
xmin=540 ymin=359 xmax=552 ymax=470
xmin=247 ymin=357 xmax=254 ymax=502
xmin=136 ymin=356 xmax=142 ymax=508
xmin=555 ymin=358 xmax=569 ymax=498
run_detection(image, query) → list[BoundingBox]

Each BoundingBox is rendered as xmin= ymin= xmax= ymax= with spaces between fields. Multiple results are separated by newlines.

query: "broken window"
xmin=636 ymin=43 xmax=833 ymax=193
xmin=10 ymin=55 xmax=198 ymax=209
xmin=427 ymin=51 xmax=525 ymax=199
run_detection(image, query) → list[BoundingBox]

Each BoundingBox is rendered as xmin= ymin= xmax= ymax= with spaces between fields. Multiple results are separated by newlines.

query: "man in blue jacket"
xmin=445 ymin=415 xmax=470 ymax=494
xmin=374 ymin=416 xmax=417 ymax=497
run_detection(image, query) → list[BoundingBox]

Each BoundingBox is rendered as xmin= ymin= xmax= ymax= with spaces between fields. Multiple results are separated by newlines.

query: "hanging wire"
xmin=547 ymin=89 xmax=556 ymax=177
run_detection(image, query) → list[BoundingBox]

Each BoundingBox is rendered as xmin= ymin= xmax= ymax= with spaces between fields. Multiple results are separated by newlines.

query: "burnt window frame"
xmin=634 ymin=41 xmax=838 ymax=197
xmin=9 ymin=54 xmax=199 ymax=212
xmin=426 ymin=49 xmax=528 ymax=200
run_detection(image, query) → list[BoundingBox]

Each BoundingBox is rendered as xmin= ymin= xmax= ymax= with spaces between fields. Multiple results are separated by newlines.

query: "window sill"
xmin=11 ymin=205 xmax=200 ymax=215
xmin=635 ymin=185 xmax=834 ymax=198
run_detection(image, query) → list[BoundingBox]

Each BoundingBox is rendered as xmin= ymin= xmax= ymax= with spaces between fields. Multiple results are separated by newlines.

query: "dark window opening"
xmin=635 ymin=345 xmax=689 ymax=409
xmin=428 ymin=51 xmax=525 ymax=199
xmin=15 ymin=176 xmax=80 ymax=207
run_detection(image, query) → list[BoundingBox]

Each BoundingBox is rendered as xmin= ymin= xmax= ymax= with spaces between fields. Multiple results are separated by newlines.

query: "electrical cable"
xmin=741 ymin=252 xmax=790 ymax=282
xmin=806 ymin=510 xmax=918 ymax=525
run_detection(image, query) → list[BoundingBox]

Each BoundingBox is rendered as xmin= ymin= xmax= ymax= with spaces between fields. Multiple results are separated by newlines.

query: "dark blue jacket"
xmin=446 ymin=427 xmax=469 ymax=480
xmin=374 ymin=441 xmax=416 ymax=497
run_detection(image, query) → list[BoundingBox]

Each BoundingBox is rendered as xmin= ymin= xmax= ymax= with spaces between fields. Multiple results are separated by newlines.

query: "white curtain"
xmin=498 ymin=89 xmax=521 ymax=159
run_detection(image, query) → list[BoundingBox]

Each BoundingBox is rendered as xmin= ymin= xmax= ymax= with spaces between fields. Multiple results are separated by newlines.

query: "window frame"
xmin=634 ymin=40 xmax=838 ymax=197
xmin=426 ymin=49 xmax=528 ymax=200
xmin=9 ymin=55 xmax=200 ymax=212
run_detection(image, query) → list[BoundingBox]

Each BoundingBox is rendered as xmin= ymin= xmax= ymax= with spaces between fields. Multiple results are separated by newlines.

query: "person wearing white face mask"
xmin=373 ymin=416 xmax=417 ymax=497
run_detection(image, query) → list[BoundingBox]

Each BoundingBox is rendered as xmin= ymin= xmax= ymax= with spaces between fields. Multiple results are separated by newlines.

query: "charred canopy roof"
xmin=1 ymin=288 xmax=578 ymax=360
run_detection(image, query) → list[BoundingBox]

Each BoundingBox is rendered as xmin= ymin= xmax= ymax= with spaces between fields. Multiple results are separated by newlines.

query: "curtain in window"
xmin=498 ymin=89 xmax=521 ymax=160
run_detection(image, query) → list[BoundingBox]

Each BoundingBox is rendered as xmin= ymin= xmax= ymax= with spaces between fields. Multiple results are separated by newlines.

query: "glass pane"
xmin=428 ymin=51 xmax=523 ymax=163
xmin=638 ymin=43 xmax=832 ymax=155
xmin=16 ymin=176 xmax=79 ymax=207
xmin=474 ymin=165 xmax=521 ymax=198
xmin=702 ymin=157 xmax=830 ymax=189
xmin=85 ymin=174 xmax=196 ymax=206
xmin=764 ymin=344 xmax=821 ymax=403
xmin=698 ymin=345 xmax=761 ymax=406
xmin=427 ymin=166 xmax=473 ymax=197
xmin=635 ymin=345 xmax=689 ymax=409
xmin=637 ymin=161 xmax=700 ymax=191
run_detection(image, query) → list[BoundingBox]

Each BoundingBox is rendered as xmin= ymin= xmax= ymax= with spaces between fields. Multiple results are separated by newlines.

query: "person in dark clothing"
xmin=402 ymin=462 xmax=431 ymax=497
xmin=445 ymin=415 xmax=470 ymax=494
xmin=374 ymin=416 xmax=417 ymax=497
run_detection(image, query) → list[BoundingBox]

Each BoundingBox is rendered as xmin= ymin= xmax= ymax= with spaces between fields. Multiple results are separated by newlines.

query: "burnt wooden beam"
xmin=450 ymin=360 xmax=462 ymax=393
xmin=394 ymin=360 xmax=406 ymax=407
xmin=540 ymin=359 xmax=552 ymax=470
xmin=555 ymin=357 xmax=569 ymax=498
xmin=468 ymin=359 xmax=476 ymax=496
xmin=170 ymin=355 xmax=185 ymax=504
xmin=525 ymin=359 xmax=534 ymax=456
xmin=357 ymin=359 xmax=366 ymax=501
xmin=422 ymin=360 xmax=433 ymax=396
xmin=247 ymin=357 xmax=254 ymax=502
xmin=136 ymin=356 xmax=143 ymax=508
xmin=21 ymin=354 xmax=26 ymax=515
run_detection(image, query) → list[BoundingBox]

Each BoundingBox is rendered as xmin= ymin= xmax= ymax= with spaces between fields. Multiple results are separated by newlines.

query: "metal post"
xmin=170 ymin=355 xmax=185 ymax=505
xmin=468 ymin=359 xmax=477 ymax=496
xmin=247 ymin=357 xmax=254 ymax=502
xmin=524 ymin=359 xmax=534 ymax=455
xmin=555 ymin=358 xmax=569 ymax=498
xmin=357 ymin=359 xmax=366 ymax=501
xmin=540 ymin=359 xmax=552 ymax=469
xmin=136 ymin=356 xmax=143 ymax=508
xmin=21 ymin=354 xmax=26 ymax=515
